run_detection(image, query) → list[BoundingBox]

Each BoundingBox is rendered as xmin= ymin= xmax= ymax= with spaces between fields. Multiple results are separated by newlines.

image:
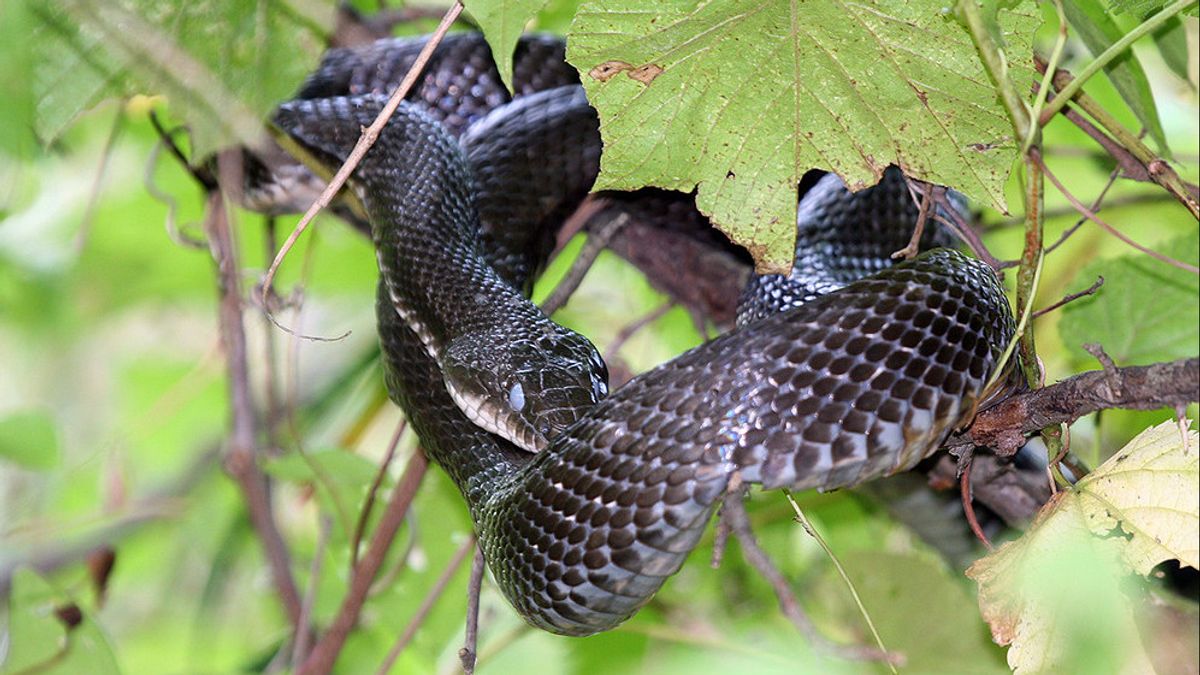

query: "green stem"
xmin=783 ymin=491 xmax=896 ymax=675
xmin=956 ymin=0 xmax=1031 ymax=143
xmin=1025 ymin=0 xmax=1068 ymax=152
xmin=1039 ymin=0 xmax=1199 ymax=125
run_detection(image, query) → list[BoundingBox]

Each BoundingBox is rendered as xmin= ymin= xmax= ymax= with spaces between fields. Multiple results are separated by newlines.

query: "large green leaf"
xmin=1061 ymin=0 xmax=1168 ymax=155
xmin=1058 ymin=234 xmax=1200 ymax=366
xmin=31 ymin=0 xmax=332 ymax=156
xmin=568 ymin=0 xmax=1039 ymax=272
xmin=0 ymin=1 xmax=39 ymax=157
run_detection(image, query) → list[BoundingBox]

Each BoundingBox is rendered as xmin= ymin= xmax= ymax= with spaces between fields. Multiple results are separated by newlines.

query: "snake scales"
xmin=259 ymin=33 xmax=1017 ymax=636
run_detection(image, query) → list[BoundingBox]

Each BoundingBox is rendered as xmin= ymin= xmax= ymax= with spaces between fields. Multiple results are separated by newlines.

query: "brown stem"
xmin=1034 ymin=56 xmax=1200 ymax=219
xmin=1032 ymin=276 xmax=1104 ymax=318
xmin=950 ymin=357 xmax=1200 ymax=456
xmin=205 ymin=166 xmax=304 ymax=628
xmin=298 ymin=450 xmax=430 ymax=675
xmin=959 ymin=458 xmax=994 ymax=551
xmin=460 ymin=544 xmax=486 ymax=675
xmin=893 ymin=180 xmax=933 ymax=260
xmin=351 ymin=419 xmax=407 ymax=570
xmin=540 ymin=214 xmax=630 ymax=315
xmin=1036 ymin=154 xmax=1200 ymax=274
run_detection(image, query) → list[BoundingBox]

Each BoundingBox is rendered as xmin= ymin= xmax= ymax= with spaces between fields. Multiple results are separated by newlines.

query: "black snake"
xmin=258 ymin=33 xmax=1018 ymax=636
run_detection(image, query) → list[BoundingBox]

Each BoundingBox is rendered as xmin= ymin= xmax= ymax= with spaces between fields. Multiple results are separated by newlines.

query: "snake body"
xmin=273 ymin=49 xmax=1017 ymax=635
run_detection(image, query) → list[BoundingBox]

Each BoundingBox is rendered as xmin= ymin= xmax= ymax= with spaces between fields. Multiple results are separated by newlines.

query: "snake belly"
xmin=269 ymin=36 xmax=1018 ymax=636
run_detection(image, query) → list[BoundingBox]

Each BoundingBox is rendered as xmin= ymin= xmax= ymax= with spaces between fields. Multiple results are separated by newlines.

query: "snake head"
xmin=441 ymin=325 xmax=609 ymax=453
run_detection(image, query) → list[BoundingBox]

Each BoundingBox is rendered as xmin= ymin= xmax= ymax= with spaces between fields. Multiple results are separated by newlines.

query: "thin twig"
xmin=539 ymin=214 xmax=630 ymax=315
xmin=143 ymin=124 xmax=207 ymax=249
xmin=603 ymin=301 xmax=675 ymax=364
xmin=1036 ymin=57 xmax=1200 ymax=218
xmin=376 ymin=536 xmax=476 ymax=674
xmin=721 ymin=489 xmax=898 ymax=666
xmin=1044 ymin=166 xmax=1122 ymax=255
xmin=959 ymin=457 xmax=994 ymax=550
xmin=893 ymin=179 xmax=933 ymax=260
xmin=1037 ymin=155 xmax=1200 ymax=274
xmin=459 ymin=544 xmax=485 ymax=675
xmin=298 ymin=450 xmax=430 ymax=675
xmin=352 ymin=418 xmax=407 ymax=571
xmin=1032 ymin=276 xmax=1104 ymax=318
xmin=205 ymin=164 xmax=304 ymax=628
xmin=781 ymin=492 xmax=901 ymax=670
xmin=262 ymin=2 xmax=465 ymax=325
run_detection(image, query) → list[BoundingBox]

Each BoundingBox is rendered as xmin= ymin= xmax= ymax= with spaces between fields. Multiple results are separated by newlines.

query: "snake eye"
xmin=592 ymin=375 xmax=607 ymax=400
xmin=508 ymin=382 xmax=526 ymax=412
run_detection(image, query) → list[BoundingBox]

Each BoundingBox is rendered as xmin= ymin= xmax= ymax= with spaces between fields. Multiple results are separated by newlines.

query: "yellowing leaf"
xmin=568 ymin=0 xmax=1039 ymax=271
xmin=967 ymin=420 xmax=1198 ymax=674
xmin=1074 ymin=419 xmax=1200 ymax=573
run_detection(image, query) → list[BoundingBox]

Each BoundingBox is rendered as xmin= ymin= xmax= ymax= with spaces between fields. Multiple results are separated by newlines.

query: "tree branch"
xmin=950 ymin=357 xmax=1200 ymax=455
xmin=205 ymin=165 xmax=304 ymax=628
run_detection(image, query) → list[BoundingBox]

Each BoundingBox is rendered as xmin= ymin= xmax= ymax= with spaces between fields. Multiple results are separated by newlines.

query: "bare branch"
xmin=540 ymin=214 xmax=629 ymax=315
xmin=951 ymin=357 xmax=1200 ymax=456
xmin=1036 ymin=153 xmax=1199 ymax=274
xmin=1032 ymin=276 xmax=1104 ymax=318
xmin=206 ymin=162 xmax=304 ymax=628
xmin=459 ymin=544 xmax=485 ymax=675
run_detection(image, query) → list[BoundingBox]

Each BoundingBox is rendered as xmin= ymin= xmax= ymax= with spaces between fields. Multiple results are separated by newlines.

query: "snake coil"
xmin=266 ymin=34 xmax=1017 ymax=636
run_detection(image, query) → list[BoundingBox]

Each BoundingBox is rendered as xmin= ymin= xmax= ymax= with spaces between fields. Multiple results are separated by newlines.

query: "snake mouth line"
xmin=443 ymin=376 xmax=544 ymax=453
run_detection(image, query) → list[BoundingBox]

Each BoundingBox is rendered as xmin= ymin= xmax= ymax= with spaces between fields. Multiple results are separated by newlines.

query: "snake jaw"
xmin=443 ymin=372 xmax=547 ymax=453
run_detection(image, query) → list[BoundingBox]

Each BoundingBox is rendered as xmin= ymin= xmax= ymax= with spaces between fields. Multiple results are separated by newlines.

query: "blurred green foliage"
xmin=1 ymin=1 xmax=1197 ymax=674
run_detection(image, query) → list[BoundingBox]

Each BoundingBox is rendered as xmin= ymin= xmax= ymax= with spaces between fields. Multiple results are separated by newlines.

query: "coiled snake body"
xmin=268 ymin=34 xmax=1017 ymax=636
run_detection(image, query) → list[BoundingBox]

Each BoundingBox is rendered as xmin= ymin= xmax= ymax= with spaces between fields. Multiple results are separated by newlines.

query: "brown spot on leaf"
xmin=629 ymin=63 xmax=664 ymax=85
xmin=589 ymin=61 xmax=633 ymax=82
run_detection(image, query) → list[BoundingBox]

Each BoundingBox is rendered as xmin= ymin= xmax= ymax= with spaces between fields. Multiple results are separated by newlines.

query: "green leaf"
xmin=3 ymin=569 xmax=67 ymax=674
xmin=263 ymin=448 xmax=384 ymax=536
xmin=835 ymin=551 xmax=1007 ymax=674
xmin=0 ymin=1 xmax=40 ymax=158
xmin=0 ymin=410 xmax=60 ymax=471
xmin=1108 ymin=0 xmax=1200 ymax=18
xmin=967 ymin=420 xmax=1199 ymax=673
xmin=1061 ymin=0 xmax=1169 ymax=155
xmin=32 ymin=0 xmax=332 ymax=156
xmin=568 ymin=0 xmax=1038 ymax=272
xmin=3 ymin=569 xmax=121 ymax=675
xmin=1151 ymin=16 xmax=1195 ymax=85
xmin=465 ymin=0 xmax=553 ymax=92
xmin=1058 ymin=234 xmax=1200 ymax=366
